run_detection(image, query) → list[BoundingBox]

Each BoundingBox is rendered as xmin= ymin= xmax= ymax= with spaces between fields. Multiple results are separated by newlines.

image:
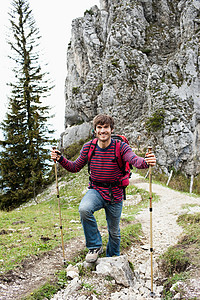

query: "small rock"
xmin=170 ymin=281 xmax=182 ymax=293
xmin=63 ymin=277 xmax=81 ymax=296
xmin=139 ymin=263 xmax=147 ymax=274
xmin=141 ymin=244 xmax=149 ymax=250
xmin=66 ymin=264 xmax=79 ymax=279
xmin=173 ymin=292 xmax=181 ymax=299
xmin=155 ymin=285 xmax=164 ymax=294
xmin=12 ymin=221 xmax=25 ymax=225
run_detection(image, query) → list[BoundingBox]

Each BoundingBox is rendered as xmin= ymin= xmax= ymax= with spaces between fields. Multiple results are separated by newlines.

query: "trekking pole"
xmin=52 ymin=146 xmax=66 ymax=265
xmin=148 ymin=146 xmax=155 ymax=297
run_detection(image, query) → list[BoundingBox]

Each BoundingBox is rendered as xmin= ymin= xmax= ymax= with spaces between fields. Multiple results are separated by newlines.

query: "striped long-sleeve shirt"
xmin=59 ymin=139 xmax=148 ymax=203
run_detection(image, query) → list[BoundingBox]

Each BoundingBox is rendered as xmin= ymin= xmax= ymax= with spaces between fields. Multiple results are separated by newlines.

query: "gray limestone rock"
xmin=62 ymin=0 xmax=200 ymax=176
xmin=95 ymin=255 xmax=134 ymax=287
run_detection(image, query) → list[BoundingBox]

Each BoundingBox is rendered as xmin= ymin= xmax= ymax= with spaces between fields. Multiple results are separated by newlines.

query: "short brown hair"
xmin=93 ymin=114 xmax=114 ymax=130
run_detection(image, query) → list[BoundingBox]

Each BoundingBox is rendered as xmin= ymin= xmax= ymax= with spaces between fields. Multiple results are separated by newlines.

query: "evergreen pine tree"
xmin=0 ymin=0 xmax=55 ymax=210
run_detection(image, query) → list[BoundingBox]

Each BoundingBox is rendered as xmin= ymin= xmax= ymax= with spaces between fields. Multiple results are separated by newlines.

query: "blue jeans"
xmin=79 ymin=189 xmax=123 ymax=257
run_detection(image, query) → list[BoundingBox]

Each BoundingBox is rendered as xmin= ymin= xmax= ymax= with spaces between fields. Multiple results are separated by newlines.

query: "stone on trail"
xmin=95 ymin=254 xmax=134 ymax=287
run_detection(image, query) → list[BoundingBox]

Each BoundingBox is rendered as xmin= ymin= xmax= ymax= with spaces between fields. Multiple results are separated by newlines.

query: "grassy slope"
xmin=1 ymin=166 xmax=199 ymax=300
xmin=0 ymin=166 xmax=155 ymax=275
xmin=0 ymin=167 xmax=88 ymax=274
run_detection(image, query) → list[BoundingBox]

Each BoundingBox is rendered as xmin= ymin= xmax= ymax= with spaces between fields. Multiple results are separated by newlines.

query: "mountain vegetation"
xmin=0 ymin=162 xmax=199 ymax=299
xmin=0 ymin=0 xmax=55 ymax=210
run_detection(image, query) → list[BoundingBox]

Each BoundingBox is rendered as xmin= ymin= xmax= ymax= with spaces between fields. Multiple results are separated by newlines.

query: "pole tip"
xmin=149 ymin=292 xmax=155 ymax=297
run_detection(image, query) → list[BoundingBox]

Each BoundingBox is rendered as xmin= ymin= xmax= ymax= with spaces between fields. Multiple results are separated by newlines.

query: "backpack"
xmin=87 ymin=134 xmax=132 ymax=201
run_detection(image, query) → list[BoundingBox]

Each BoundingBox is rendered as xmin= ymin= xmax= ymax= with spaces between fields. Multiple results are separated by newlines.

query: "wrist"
xmin=57 ymin=156 xmax=63 ymax=163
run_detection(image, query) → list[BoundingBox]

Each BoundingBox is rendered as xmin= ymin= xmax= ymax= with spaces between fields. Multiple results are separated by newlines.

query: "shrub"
xmin=141 ymin=48 xmax=151 ymax=55
xmin=96 ymin=83 xmax=103 ymax=95
xmin=72 ymin=87 xmax=80 ymax=95
xmin=111 ymin=59 xmax=119 ymax=67
xmin=145 ymin=108 xmax=166 ymax=132
xmin=84 ymin=9 xmax=94 ymax=16
xmin=159 ymin=246 xmax=190 ymax=276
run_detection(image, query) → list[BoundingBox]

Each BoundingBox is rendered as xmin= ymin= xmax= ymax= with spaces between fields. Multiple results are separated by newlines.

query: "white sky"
xmin=0 ymin=0 xmax=100 ymax=140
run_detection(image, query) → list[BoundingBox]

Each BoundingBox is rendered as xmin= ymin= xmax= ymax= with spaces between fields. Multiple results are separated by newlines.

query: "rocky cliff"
xmin=62 ymin=0 xmax=200 ymax=176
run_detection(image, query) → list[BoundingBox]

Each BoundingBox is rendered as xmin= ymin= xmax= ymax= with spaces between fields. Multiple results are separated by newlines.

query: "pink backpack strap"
xmin=87 ymin=138 xmax=98 ymax=174
xmin=115 ymin=139 xmax=123 ymax=170
xmin=87 ymin=138 xmax=98 ymax=162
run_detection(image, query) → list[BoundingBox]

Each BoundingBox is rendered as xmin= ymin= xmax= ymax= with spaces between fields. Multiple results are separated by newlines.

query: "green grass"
xmin=136 ymin=168 xmax=200 ymax=196
xmin=0 ymin=166 xmax=158 ymax=275
xmin=1 ymin=140 xmax=199 ymax=299
xmin=16 ymin=177 xmax=156 ymax=300
xmin=3 ymin=162 xmax=199 ymax=300
xmin=22 ymin=269 xmax=67 ymax=300
xmin=0 ymin=167 xmax=88 ymax=274
xmin=162 ymin=272 xmax=190 ymax=299
xmin=21 ymin=176 xmax=158 ymax=300
xmin=159 ymin=247 xmax=190 ymax=276
xmin=142 ymin=167 xmax=200 ymax=195
xmin=120 ymin=223 xmax=142 ymax=249
xmin=159 ymin=212 xmax=200 ymax=297
xmin=0 ymin=165 xmax=159 ymax=300
xmin=23 ymin=282 xmax=58 ymax=300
